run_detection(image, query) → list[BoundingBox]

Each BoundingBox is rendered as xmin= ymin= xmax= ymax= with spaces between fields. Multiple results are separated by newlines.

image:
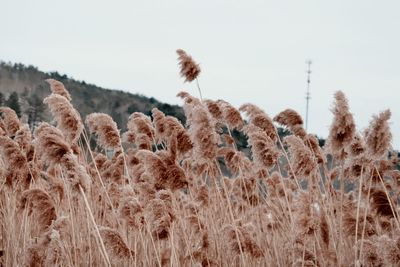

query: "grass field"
xmin=0 ymin=52 xmax=399 ymax=266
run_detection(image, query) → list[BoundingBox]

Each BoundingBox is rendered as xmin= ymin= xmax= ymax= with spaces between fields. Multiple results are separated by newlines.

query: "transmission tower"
xmin=305 ymin=60 xmax=312 ymax=131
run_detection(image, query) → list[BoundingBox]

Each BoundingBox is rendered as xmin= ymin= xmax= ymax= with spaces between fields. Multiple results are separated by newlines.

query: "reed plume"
xmin=0 ymin=107 xmax=20 ymax=137
xmin=344 ymin=154 xmax=371 ymax=180
xmin=370 ymin=188 xmax=395 ymax=217
xmin=151 ymin=108 xmax=193 ymax=156
xmin=285 ymin=135 xmax=318 ymax=178
xmin=34 ymin=122 xmax=71 ymax=164
xmin=357 ymin=240 xmax=384 ymax=267
xmin=99 ymin=152 xmax=126 ymax=184
xmin=98 ymin=227 xmax=134 ymax=260
xmin=343 ymin=209 xmax=376 ymax=238
xmin=177 ymin=91 xmax=202 ymax=122
xmin=44 ymin=93 xmax=83 ymax=144
xmin=144 ymin=198 xmax=174 ymax=240
xmin=195 ymin=184 xmax=209 ymax=206
xmin=204 ymin=99 xmax=223 ymax=121
xmin=273 ymin=108 xmax=304 ymax=137
xmin=304 ymin=134 xmax=326 ymax=164
xmin=223 ymin=224 xmax=263 ymax=258
xmin=0 ymin=136 xmax=30 ymax=188
xmin=123 ymin=112 xmax=154 ymax=149
xmin=244 ymin=124 xmax=280 ymax=169
xmin=208 ymin=100 xmax=244 ymax=130
xmin=319 ymin=209 xmax=330 ymax=248
xmin=125 ymin=149 xmax=145 ymax=182
xmin=176 ymin=49 xmax=201 ymax=82
xmin=34 ymin=123 xmax=90 ymax=191
xmin=24 ymin=216 xmax=69 ymax=267
xmin=14 ymin=123 xmax=32 ymax=155
xmin=178 ymin=92 xmax=219 ymax=165
xmin=20 ymin=189 xmax=57 ymax=234
xmin=365 ymin=109 xmax=392 ymax=159
xmin=86 ymin=113 xmax=121 ymax=150
xmin=218 ymin=147 xmax=252 ymax=176
xmin=119 ymin=196 xmax=144 ymax=229
xmin=381 ymin=236 xmax=400 ymax=266
xmin=326 ymin=91 xmax=356 ymax=160
xmin=136 ymin=149 xmax=187 ymax=190
xmin=59 ymin=153 xmax=91 ymax=192
xmin=347 ymin=134 xmax=366 ymax=157
xmin=240 ymin=103 xmax=277 ymax=141
xmin=46 ymin=78 xmax=72 ymax=101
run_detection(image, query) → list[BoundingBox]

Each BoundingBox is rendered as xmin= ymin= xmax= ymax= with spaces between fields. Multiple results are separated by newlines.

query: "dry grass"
xmin=0 ymin=52 xmax=399 ymax=266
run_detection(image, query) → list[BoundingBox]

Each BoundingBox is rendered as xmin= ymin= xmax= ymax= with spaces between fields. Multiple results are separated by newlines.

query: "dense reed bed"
xmin=0 ymin=51 xmax=399 ymax=266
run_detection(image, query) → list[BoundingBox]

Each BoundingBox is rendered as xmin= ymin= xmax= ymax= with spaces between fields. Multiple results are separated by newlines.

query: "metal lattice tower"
xmin=305 ymin=60 xmax=312 ymax=131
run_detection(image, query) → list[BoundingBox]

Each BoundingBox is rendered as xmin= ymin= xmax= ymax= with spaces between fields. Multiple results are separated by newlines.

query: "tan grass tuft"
xmin=245 ymin=124 xmax=280 ymax=169
xmin=99 ymin=227 xmax=134 ymax=260
xmin=44 ymin=93 xmax=83 ymax=144
xmin=46 ymin=78 xmax=72 ymax=101
xmin=285 ymin=135 xmax=318 ymax=178
xmin=273 ymin=108 xmax=304 ymax=130
xmin=176 ymin=49 xmax=201 ymax=82
xmin=326 ymin=91 xmax=356 ymax=160
xmin=20 ymin=189 xmax=57 ymax=234
xmin=0 ymin=136 xmax=30 ymax=188
xmin=86 ymin=113 xmax=121 ymax=150
xmin=365 ymin=109 xmax=392 ymax=159
xmin=240 ymin=103 xmax=277 ymax=141
xmin=0 ymin=107 xmax=20 ymax=136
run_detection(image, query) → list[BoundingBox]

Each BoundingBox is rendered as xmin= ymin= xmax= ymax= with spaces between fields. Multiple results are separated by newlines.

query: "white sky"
xmin=1 ymin=0 xmax=399 ymax=148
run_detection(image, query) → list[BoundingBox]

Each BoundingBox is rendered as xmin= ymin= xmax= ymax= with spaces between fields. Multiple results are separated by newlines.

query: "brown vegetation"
xmin=0 ymin=57 xmax=399 ymax=266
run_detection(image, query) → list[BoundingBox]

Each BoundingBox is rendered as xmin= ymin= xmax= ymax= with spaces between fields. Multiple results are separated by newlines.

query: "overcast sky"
xmin=1 ymin=0 xmax=399 ymax=148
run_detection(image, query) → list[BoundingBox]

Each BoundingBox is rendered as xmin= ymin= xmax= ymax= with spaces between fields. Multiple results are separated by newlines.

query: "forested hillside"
xmin=0 ymin=61 xmax=185 ymax=130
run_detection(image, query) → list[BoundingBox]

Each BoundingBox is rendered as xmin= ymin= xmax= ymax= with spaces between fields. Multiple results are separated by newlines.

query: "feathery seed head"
xmin=86 ymin=113 xmax=121 ymax=150
xmin=365 ymin=109 xmax=392 ymax=159
xmin=0 ymin=107 xmax=21 ymax=137
xmin=327 ymin=91 xmax=356 ymax=160
xmin=176 ymin=49 xmax=201 ymax=82
xmin=46 ymin=79 xmax=72 ymax=101
xmin=44 ymin=93 xmax=83 ymax=144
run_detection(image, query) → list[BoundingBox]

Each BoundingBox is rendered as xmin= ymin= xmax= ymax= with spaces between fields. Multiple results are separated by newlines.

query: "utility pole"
xmin=305 ymin=60 xmax=312 ymax=131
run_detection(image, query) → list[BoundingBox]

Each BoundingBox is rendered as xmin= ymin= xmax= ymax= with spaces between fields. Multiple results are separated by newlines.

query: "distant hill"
xmin=0 ymin=61 xmax=185 ymax=130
